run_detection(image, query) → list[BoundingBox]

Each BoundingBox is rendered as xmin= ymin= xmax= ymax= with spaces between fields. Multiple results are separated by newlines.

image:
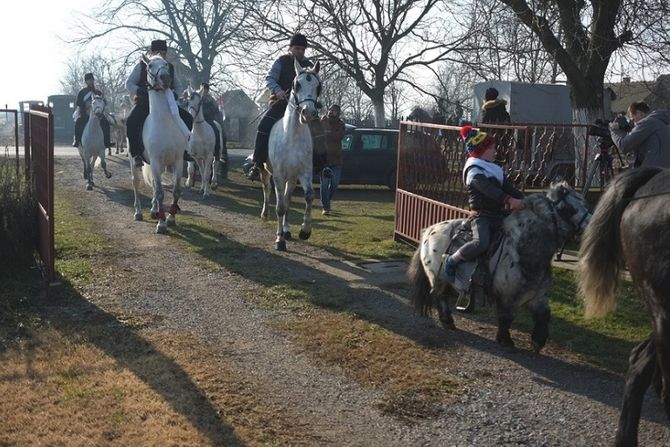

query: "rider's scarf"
xmin=463 ymin=157 xmax=504 ymax=186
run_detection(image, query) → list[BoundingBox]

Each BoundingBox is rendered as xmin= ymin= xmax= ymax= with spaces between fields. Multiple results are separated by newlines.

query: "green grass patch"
xmin=54 ymin=190 xmax=113 ymax=284
xmin=511 ymin=268 xmax=650 ymax=373
xmin=209 ymin=169 xmax=412 ymax=261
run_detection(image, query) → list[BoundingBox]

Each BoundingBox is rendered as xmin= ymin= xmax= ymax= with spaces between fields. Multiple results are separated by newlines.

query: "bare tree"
xmin=254 ymin=0 xmax=469 ymax=127
xmin=60 ymin=55 xmax=129 ymax=112
xmin=72 ymin=0 xmax=251 ymax=89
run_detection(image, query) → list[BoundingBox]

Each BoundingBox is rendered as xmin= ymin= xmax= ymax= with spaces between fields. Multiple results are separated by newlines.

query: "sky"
xmin=1 ymin=1 xmax=92 ymax=109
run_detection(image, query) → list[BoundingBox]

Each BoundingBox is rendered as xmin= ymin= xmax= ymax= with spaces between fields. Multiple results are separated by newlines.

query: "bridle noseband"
xmin=291 ymin=71 xmax=322 ymax=108
xmin=187 ymin=93 xmax=206 ymax=123
xmin=147 ymin=60 xmax=170 ymax=92
xmin=548 ymin=189 xmax=590 ymax=236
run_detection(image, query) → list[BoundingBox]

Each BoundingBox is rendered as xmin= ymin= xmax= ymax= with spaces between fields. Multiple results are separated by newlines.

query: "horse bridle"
xmin=187 ymin=92 xmax=206 ymax=123
xmin=147 ymin=60 xmax=170 ymax=91
xmin=291 ymin=71 xmax=322 ymax=108
xmin=548 ymin=188 xmax=590 ymax=236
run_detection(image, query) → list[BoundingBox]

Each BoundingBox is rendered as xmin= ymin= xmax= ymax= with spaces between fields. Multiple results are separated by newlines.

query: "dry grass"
xmin=276 ymin=312 xmax=465 ymax=421
xmin=0 ymin=318 xmax=319 ymax=446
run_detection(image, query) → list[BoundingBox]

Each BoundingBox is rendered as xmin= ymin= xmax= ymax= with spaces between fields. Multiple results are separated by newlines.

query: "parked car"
xmin=242 ymin=125 xmax=400 ymax=190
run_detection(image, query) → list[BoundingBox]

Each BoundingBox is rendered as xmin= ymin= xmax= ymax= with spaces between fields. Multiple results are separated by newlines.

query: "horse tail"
xmin=579 ymin=167 xmax=662 ymax=317
xmin=141 ymin=164 xmax=154 ymax=188
xmin=408 ymin=248 xmax=433 ymax=316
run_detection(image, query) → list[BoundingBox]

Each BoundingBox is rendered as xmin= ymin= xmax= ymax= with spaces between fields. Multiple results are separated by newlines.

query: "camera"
xmin=588 ymin=117 xmax=632 ymax=146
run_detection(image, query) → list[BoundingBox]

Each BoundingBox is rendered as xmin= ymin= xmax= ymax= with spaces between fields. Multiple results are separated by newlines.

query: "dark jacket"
xmin=76 ymin=86 xmax=102 ymax=112
xmin=610 ymin=110 xmax=670 ymax=168
xmin=321 ymin=115 xmax=345 ymax=165
xmin=481 ymin=99 xmax=511 ymax=124
xmin=201 ymin=94 xmax=220 ymax=122
xmin=465 ymin=166 xmax=523 ymax=214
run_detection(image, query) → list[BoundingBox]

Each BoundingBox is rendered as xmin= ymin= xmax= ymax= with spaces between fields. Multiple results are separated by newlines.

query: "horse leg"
xmin=260 ymin=168 xmax=272 ymax=220
xmin=615 ymin=336 xmax=656 ymax=447
xmin=167 ymin=161 xmax=183 ymax=227
xmin=436 ymin=284 xmax=456 ymax=330
xmin=281 ymin=179 xmax=298 ymax=240
xmin=528 ymin=297 xmax=551 ymax=353
xmin=273 ymin=174 xmax=287 ymax=251
xmin=495 ymin=300 xmax=516 ymax=351
xmin=184 ymin=160 xmax=195 ymax=188
xmin=100 ymin=152 xmax=112 ymax=179
xmin=652 ymin=303 xmax=670 ymax=418
xmin=130 ymin=163 xmax=143 ymax=221
xmin=151 ymin=165 xmax=167 ymax=234
xmin=86 ymin=157 xmax=94 ymax=191
xmin=200 ymin=157 xmax=212 ymax=198
xmin=208 ymin=156 xmax=217 ymax=191
xmin=298 ymin=173 xmax=314 ymax=240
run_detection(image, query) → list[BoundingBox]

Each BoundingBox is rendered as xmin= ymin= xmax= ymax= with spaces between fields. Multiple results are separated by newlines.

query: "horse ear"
xmin=313 ymin=61 xmax=320 ymax=74
xmin=294 ymin=57 xmax=302 ymax=75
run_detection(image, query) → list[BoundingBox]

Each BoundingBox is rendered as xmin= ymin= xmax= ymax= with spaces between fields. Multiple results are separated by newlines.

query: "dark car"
xmin=242 ymin=125 xmax=399 ymax=190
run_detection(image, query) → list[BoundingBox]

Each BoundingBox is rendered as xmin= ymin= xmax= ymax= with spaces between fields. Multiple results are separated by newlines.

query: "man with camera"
xmin=609 ymin=101 xmax=670 ymax=168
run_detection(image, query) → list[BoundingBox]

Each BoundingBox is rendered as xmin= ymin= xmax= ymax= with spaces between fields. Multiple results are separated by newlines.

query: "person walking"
xmin=320 ymin=105 xmax=345 ymax=215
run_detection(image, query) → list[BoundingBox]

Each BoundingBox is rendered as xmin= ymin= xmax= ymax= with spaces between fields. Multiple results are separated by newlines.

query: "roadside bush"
xmin=0 ymin=158 xmax=36 ymax=268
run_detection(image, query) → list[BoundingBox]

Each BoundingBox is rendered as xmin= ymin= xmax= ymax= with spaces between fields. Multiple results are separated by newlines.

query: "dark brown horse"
xmin=578 ymin=166 xmax=670 ymax=447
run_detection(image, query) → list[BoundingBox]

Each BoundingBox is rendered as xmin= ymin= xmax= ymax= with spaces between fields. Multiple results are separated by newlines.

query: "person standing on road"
xmin=319 ymin=105 xmax=345 ymax=215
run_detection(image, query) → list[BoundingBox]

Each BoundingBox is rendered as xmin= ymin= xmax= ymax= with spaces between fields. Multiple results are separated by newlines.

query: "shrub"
xmin=0 ymin=158 xmax=36 ymax=268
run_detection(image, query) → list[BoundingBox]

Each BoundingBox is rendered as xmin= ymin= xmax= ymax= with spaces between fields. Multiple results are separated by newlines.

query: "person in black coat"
xmin=481 ymin=87 xmax=511 ymax=124
xmin=73 ymin=73 xmax=112 ymax=148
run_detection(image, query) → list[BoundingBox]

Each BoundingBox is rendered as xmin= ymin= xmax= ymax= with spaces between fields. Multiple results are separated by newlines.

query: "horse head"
xmin=142 ymin=53 xmax=171 ymax=92
xmin=187 ymin=89 xmax=203 ymax=119
xmin=547 ymin=180 xmax=592 ymax=235
xmin=292 ymin=58 xmax=321 ymax=124
xmin=90 ymin=94 xmax=106 ymax=120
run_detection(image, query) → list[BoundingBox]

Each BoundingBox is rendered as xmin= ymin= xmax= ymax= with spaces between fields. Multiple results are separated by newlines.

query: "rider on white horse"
xmin=125 ymin=39 xmax=193 ymax=168
xmin=73 ymin=73 xmax=112 ymax=149
xmin=443 ymin=125 xmax=525 ymax=282
xmin=199 ymin=83 xmax=227 ymax=163
xmin=247 ymin=33 xmax=328 ymax=181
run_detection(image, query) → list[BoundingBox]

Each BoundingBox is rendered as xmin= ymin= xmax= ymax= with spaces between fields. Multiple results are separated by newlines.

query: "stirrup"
xmin=247 ymin=165 xmax=261 ymax=181
xmin=455 ymin=291 xmax=474 ymax=313
xmin=321 ymin=167 xmax=333 ymax=178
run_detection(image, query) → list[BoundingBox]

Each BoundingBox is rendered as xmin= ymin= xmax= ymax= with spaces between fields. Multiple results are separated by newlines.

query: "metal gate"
xmin=25 ymin=106 xmax=56 ymax=284
xmin=394 ymin=121 xmax=595 ymax=245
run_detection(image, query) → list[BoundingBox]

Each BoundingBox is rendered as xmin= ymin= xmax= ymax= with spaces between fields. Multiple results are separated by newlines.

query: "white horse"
xmin=130 ymin=54 xmax=189 ymax=234
xmin=260 ymin=59 xmax=321 ymax=251
xmin=78 ymin=94 xmax=112 ymax=190
xmin=185 ymin=87 xmax=221 ymax=197
xmin=106 ymin=95 xmax=131 ymax=155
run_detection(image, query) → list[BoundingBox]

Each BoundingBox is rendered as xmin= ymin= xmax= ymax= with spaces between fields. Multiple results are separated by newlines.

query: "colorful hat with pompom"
xmin=460 ymin=125 xmax=495 ymax=157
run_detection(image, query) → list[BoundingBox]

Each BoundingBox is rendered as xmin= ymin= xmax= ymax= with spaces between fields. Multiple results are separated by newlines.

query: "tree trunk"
xmin=372 ymin=97 xmax=386 ymax=128
xmin=569 ymin=82 xmax=605 ymax=188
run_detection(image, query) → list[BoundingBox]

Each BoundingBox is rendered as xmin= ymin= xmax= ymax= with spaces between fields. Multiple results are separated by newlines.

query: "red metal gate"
xmin=394 ymin=121 xmax=594 ymax=245
xmin=25 ymin=106 xmax=56 ymax=284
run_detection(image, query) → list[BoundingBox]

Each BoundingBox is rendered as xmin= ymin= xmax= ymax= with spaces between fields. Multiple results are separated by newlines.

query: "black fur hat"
xmin=289 ymin=33 xmax=308 ymax=48
xmin=151 ymin=40 xmax=168 ymax=52
xmin=84 ymin=73 xmax=94 ymax=81
xmin=485 ymin=87 xmax=499 ymax=101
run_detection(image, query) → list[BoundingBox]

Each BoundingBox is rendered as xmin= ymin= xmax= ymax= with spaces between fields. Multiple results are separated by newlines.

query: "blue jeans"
xmin=320 ymin=165 xmax=342 ymax=211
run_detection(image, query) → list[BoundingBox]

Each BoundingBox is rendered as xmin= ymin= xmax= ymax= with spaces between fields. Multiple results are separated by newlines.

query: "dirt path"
xmin=54 ymin=155 xmax=669 ymax=446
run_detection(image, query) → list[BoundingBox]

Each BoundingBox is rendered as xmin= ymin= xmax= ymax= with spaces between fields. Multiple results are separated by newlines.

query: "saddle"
xmin=443 ymin=217 xmax=505 ymax=311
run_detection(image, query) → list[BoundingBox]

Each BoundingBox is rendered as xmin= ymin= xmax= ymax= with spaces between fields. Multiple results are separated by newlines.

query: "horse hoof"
xmin=284 ymin=231 xmax=292 ymax=240
xmin=299 ymin=230 xmax=311 ymax=240
xmin=497 ymin=340 xmax=517 ymax=353
xmin=166 ymin=217 xmax=176 ymax=227
xmin=275 ymin=240 xmax=287 ymax=251
xmin=134 ymin=213 xmax=143 ymax=221
xmin=106 ymin=172 xmax=112 ymax=179
xmin=531 ymin=340 xmax=545 ymax=354
xmin=211 ymin=184 xmax=218 ymax=191
xmin=440 ymin=317 xmax=456 ymax=330
xmin=156 ymin=224 xmax=167 ymax=234
xmin=86 ymin=184 xmax=93 ymax=191
xmin=150 ymin=211 xmax=158 ymax=220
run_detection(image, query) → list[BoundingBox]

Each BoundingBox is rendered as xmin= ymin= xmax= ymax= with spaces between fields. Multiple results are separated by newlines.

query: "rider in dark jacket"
xmin=125 ymin=39 xmax=193 ymax=168
xmin=444 ymin=125 xmax=524 ymax=282
xmin=73 ymin=73 xmax=112 ymax=148
xmin=247 ymin=33 xmax=327 ymax=181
